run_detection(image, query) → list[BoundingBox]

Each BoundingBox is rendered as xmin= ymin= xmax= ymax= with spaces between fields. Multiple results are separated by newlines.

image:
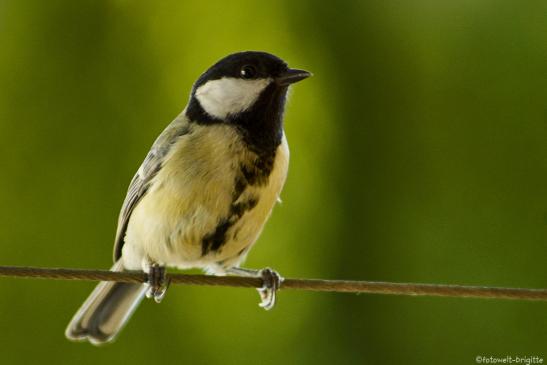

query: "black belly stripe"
xmin=201 ymin=150 xmax=276 ymax=256
xmin=201 ymin=218 xmax=232 ymax=256
xmin=240 ymin=155 xmax=275 ymax=187
xmin=201 ymin=197 xmax=259 ymax=255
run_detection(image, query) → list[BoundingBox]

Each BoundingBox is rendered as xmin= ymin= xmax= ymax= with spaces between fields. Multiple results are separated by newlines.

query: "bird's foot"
xmin=257 ymin=267 xmax=283 ymax=310
xmin=228 ymin=267 xmax=283 ymax=310
xmin=145 ymin=263 xmax=170 ymax=303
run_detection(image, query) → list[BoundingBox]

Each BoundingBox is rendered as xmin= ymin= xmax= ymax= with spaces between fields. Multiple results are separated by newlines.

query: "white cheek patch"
xmin=195 ymin=77 xmax=271 ymax=119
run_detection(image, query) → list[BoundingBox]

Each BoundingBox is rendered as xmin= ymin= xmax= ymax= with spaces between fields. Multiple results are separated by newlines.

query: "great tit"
xmin=65 ymin=51 xmax=310 ymax=345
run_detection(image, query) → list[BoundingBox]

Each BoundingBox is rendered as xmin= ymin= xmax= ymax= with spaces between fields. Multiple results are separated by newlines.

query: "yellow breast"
xmin=123 ymin=122 xmax=289 ymax=273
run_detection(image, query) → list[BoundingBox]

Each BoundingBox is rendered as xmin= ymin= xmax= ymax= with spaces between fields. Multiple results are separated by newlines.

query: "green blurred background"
xmin=0 ymin=0 xmax=546 ymax=363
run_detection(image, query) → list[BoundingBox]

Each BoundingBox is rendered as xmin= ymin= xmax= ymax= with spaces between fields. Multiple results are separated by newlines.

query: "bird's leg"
xmin=142 ymin=261 xmax=170 ymax=303
xmin=227 ymin=267 xmax=283 ymax=310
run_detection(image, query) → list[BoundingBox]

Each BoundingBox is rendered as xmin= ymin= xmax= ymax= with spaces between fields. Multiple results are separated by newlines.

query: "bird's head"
xmin=188 ymin=51 xmax=311 ymax=121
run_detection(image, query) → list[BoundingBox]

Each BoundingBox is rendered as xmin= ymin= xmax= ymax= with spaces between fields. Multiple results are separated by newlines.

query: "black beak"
xmin=275 ymin=68 xmax=312 ymax=86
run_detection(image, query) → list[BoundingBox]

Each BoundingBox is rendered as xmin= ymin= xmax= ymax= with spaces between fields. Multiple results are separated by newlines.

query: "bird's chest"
xmin=126 ymin=124 xmax=289 ymax=270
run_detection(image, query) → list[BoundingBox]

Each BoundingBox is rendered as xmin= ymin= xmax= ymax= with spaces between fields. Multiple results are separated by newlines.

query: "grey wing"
xmin=113 ymin=113 xmax=191 ymax=261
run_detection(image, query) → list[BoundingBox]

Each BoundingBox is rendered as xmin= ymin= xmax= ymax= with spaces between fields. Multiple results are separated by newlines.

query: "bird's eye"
xmin=240 ymin=65 xmax=257 ymax=79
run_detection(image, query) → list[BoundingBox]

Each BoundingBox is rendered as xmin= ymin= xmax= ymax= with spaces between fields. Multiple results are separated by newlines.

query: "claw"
xmin=226 ymin=266 xmax=283 ymax=310
xmin=145 ymin=264 xmax=170 ymax=303
xmin=257 ymin=268 xmax=283 ymax=310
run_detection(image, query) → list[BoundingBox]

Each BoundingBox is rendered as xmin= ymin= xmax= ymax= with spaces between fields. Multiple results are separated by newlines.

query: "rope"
xmin=0 ymin=265 xmax=546 ymax=301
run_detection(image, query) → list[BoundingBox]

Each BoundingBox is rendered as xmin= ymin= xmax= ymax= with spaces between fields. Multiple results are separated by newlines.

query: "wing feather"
xmin=113 ymin=113 xmax=191 ymax=261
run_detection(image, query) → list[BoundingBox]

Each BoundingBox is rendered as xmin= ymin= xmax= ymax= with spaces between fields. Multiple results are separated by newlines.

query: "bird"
xmin=65 ymin=51 xmax=311 ymax=345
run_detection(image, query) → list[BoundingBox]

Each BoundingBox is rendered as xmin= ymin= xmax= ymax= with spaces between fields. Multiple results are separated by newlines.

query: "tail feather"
xmin=65 ymin=261 xmax=147 ymax=345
